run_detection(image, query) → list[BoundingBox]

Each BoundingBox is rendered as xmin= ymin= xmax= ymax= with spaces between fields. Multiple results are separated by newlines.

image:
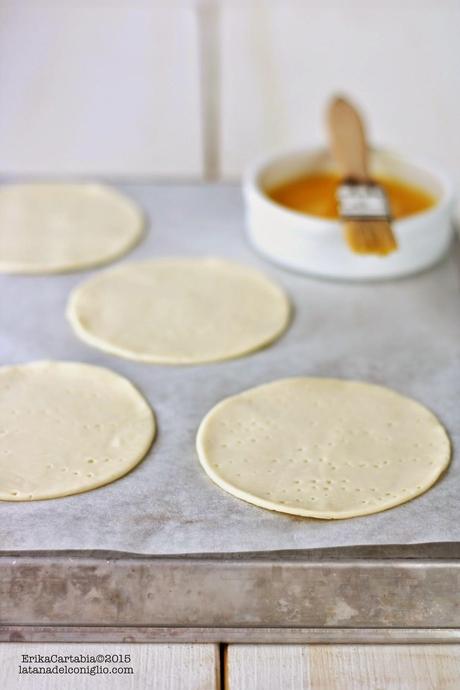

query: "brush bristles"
xmin=344 ymin=220 xmax=398 ymax=256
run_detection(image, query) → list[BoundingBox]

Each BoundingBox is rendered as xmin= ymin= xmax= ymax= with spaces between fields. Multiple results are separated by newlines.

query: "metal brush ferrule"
xmin=337 ymin=182 xmax=391 ymax=221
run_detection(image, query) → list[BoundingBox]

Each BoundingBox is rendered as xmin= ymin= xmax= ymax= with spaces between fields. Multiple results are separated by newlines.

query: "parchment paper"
xmin=1 ymin=183 xmax=459 ymax=555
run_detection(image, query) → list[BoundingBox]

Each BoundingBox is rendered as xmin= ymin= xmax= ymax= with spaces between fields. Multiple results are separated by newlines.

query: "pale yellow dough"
xmin=0 ymin=183 xmax=144 ymax=274
xmin=0 ymin=362 xmax=155 ymax=501
xmin=197 ymin=378 xmax=451 ymax=519
xmin=67 ymin=258 xmax=291 ymax=364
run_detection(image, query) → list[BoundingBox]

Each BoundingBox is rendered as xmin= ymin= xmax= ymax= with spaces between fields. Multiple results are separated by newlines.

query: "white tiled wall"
xmin=0 ymin=3 xmax=203 ymax=178
xmin=0 ymin=1 xmax=459 ymax=187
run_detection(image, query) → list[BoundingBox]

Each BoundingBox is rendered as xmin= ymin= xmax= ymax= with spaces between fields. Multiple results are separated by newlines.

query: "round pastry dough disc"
xmin=0 ymin=361 xmax=155 ymax=501
xmin=0 ymin=183 xmax=144 ymax=274
xmin=67 ymin=258 xmax=290 ymax=364
xmin=197 ymin=378 xmax=450 ymax=519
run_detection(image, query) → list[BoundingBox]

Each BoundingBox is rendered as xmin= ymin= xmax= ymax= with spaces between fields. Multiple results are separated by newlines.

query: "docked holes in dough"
xmin=67 ymin=257 xmax=291 ymax=364
xmin=0 ymin=361 xmax=155 ymax=501
xmin=197 ymin=378 xmax=450 ymax=519
xmin=0 ymin=183 xmax=144 ymax=274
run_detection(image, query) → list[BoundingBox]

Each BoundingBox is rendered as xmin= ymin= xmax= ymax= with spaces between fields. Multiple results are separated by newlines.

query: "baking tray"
xmin=1 ymin=182 xmax=460 ymax=555
xmin=1 ymin=182 xmax=459 ymax=641
xmin=2 ymin=545 xmax=460 ymax=642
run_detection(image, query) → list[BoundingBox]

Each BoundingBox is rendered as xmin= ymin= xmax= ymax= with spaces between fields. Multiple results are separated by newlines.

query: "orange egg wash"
xmin=268 ymin=172 xmax=436 ymax=221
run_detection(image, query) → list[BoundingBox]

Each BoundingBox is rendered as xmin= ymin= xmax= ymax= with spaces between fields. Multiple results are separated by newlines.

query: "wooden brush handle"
xmin=327 ymin=96 xmax=369 ymax=181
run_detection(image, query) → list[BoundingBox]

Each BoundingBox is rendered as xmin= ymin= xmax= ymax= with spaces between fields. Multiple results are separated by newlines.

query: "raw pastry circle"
xmin=0 ymin=183 xmax=144 ymax=274
xmin=197 ymin=378 xmax=451 ymax=519
xmin=67 ymin=258 xmax=291 ymax=364
xmin=0 ymin=361 xmax=155 ymax=501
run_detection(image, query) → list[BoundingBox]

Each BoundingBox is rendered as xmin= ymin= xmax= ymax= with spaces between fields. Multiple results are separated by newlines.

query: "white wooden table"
xmin=2 ymin=643 xmax=460 ymax=689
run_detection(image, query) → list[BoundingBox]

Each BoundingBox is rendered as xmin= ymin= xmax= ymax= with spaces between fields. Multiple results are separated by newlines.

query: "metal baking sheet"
xmin=2 ymin=545 xmax=460 ymax=642
xmin=0 ymin=182 xmax=459 ymax=555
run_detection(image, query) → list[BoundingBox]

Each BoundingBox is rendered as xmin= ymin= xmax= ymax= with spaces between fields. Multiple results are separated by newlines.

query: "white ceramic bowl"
xmin=243 ymin=148 xmax=454 ymax=280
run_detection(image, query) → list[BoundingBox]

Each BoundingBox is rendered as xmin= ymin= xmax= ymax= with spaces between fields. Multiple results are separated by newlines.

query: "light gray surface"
xmin=0 ymin=183 xmax=459 ymax=554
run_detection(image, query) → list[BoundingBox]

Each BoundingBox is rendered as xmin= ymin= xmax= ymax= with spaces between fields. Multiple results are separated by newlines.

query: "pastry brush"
xmin=327 ymin=96 xmax=397 ymax=256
